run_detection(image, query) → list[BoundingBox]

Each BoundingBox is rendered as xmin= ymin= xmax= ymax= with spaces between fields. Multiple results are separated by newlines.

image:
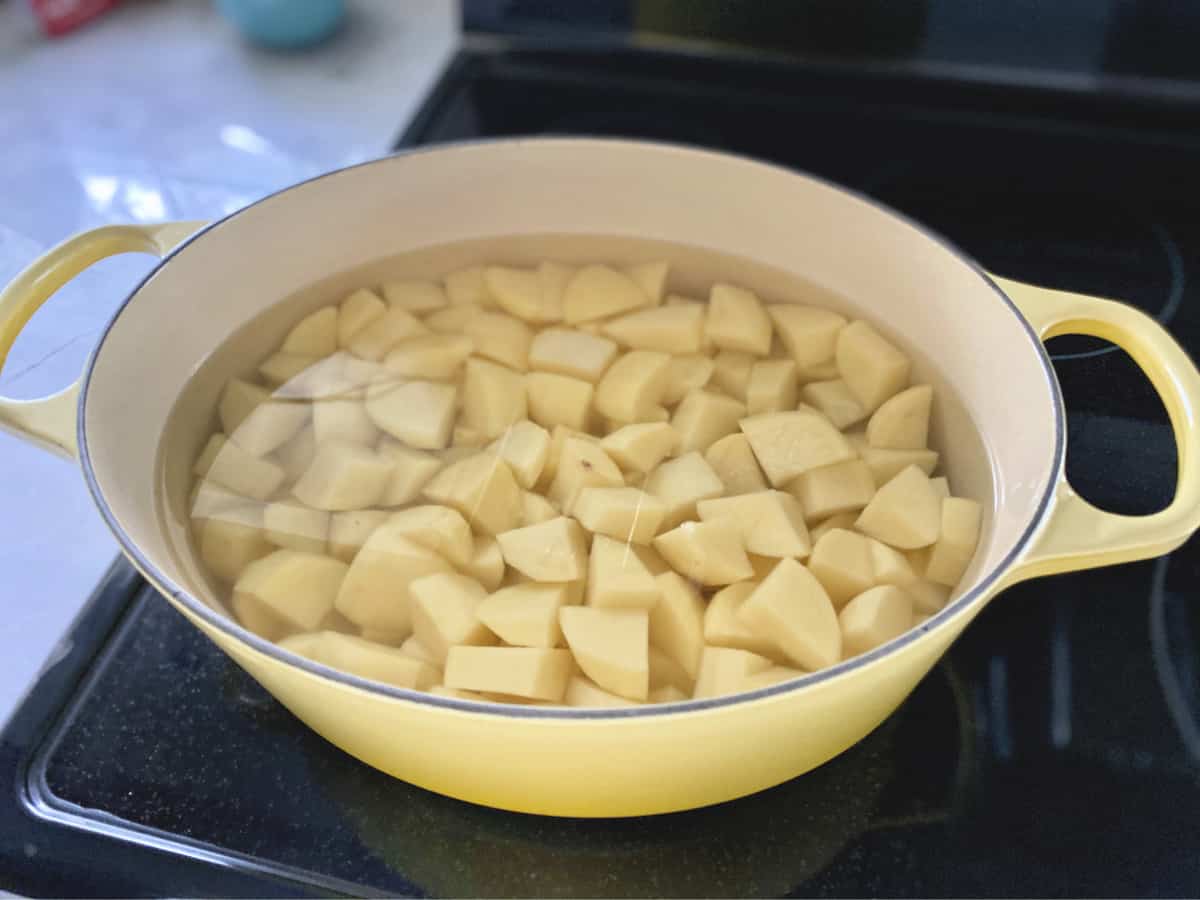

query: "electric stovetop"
xmin=3 ymin=39 xmax=1199 ymax=898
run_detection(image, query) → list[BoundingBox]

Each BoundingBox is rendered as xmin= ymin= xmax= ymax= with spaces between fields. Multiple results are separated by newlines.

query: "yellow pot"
xmin=2 ymin=140 xmax=1198 ymax=817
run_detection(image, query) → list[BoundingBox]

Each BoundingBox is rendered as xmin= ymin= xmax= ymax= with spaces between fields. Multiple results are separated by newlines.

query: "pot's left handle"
xmin=0 ymin=221 xmax=206 ymax=458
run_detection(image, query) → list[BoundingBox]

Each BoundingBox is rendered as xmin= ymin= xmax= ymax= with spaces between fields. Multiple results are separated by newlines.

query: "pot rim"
xmin=75 ymin=137 xmax=1064 ymax=719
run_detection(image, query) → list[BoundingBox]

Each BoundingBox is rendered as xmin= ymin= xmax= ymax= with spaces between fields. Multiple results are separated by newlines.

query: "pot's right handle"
xmin=0 ymin=221 xmax=205 ymax=458
xmin=994 ymin=276 xmax=1200 ymax=583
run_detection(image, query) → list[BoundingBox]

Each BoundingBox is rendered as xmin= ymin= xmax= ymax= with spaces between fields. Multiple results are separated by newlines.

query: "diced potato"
xmin=587 ymin=534 xmax=662 ymax=609
xmin=654 ymin=519 xmax=753 ymax=586
xmin=328 ymin=510 xmax=387 ymax=563
xmin=487 ymin=420 xmax=550 ymax=490
xmin=336 ymin=529 xmax=453 ymax=634
xmin=839 ymin=585 xmax=913 ymax=657
xmin=463 ymin=535 xmax=505 ymax=592
xmin=648 ymin=684 xmax=689 ymax=703
xmin=808 ymin=528 xmax=875 ymax=606
xmin=424 ymin=304 xmax=480 ymax=334
xmin=661 ymin=354 xmax=715 ymax=406
xmin=398 ymin=634 xmax=438 ymax=663
xmin=575 ymin=487 xmax=667 ymax=545
xmin=206 ymin=438 xmax=286 ymax=501
xmin=925 ymin=497 xmax=983 ymax=586
xmin=648 ymin=572 xmax=705 ymax=679
xmin=602 ymin=304 xmax=705 ymax=354
xmin=525 ymin=372 xmax=594 ymax=431
xmin=536 ymin=425 xmax=596 ymax=491
xmin=193 ymin=433 xmax=227 ymax=478
xmin=767 ymin=304 xmax=846 ymax=370
xmin=539 ymin=262 xmax=574 ymax=320
xmin=868 ymin=537 xmax=917 ymax=587
xmin=738 ymin=557 xmax=841 ymax=670
xmin=648 ymin=645 xmax=693 ymax=694
xmin=452 ymin=424 xmax=485 ymax=448
xmin=563 ymin=264 xmax=650 ymax=324
xmin=739 ymin=409 xmax=855 ymax=486
xmin=671 ymin=390 xmax=746 ymax=455
xmin=801 ymin=379 xmax=867 ymax=430
xmin=856 ymin=465 xmax=941 ymax=549
xmin=233 ymin=549 xmax=347 ymax=633
xmin=301 ymin=631 xmax=440 ymax=689
xmin=594 ymin=350 xmax=671 ymax=423
xmin=632 ymin=544 xmax=671 ymax=575
xmin=476 ymin=582 xmax=568 ymax=647
xmin=742 ymin=665 xmax=805 ymax=691
xmin=527 ymin=328 xmax=618 ymax=383
xmin=218 ymin=378 xmax=271 ymax=435
xmin=548 ymin=438 xmax=623 ymax=513
xmin=521 ymin=490 xmax=558 ymax=525
xmin=263 ymin=501 xmax=328 ymax=554
xmin=338 ymin=288 xmax=387 ymax=347
xmin=376 ymin=440 xmax=443 ymax=506
xmin=364 ymin=380 xmax=456 ymax=450
xmin=866 ymin=384 xmax=932 ymax=450
xmin=444 ymin=266 xmax=494 ymax=308
xmin=745 ymin=359 xmax=798 ymax=415
xmin=496 ymin=516 xmax=589 ymax=582
xmin=711 ymin=350 xmax=754 ymax=400
xmin=907 ymin=546 xmax=931 ymax=578
xmin=383 ymin=280 xmax=447 ymax=314
xmin=341 ymin=356 xmax=393 ymax=394
xmin=907 ymin=578 xmax=952 ymax=615
xmin=190 ymin=480 xmax=248 ymax=526
xmin=259 ymin=352 xmax=319 ymax=387
xmin=347 ymin=307 xmax=429 ymax=362
xmin=278 ymin=307 xmax=335 ymax=360
xmin=464 ymin=310 xmax=533 ymax=371
xmin=625 ymin=260 xmax=669 ymax=304
xmin=705 ymin=582 xmax=781 ymax=658
xmin=601 ymin=421 xmax=678 ymax=474
xmin=858 ymin=446 xmax=939 ymax=485
xmin=810 ymin=511 xmax=860 ymax=543
xmin=644 ymin=451 xmax=725 ymax=529
xmin=836 ymin=320 xmax=911 ymax=413
xmin=704 ymin=433 xmax=768 ymax=496
xmin=382 ymin=505 xmax=473 ymax=567
xmin=790 ymin=459 xmax=876 ymax=522
xmin=565 ymin=675 xmax=640 ymax=708
xmin=383 ymin=334 xmax=473 ymax=379
xmin=930 ymin=476 xmax=951 ymax=498
xmin=461 ymin=357 xmax=527 ymax=441
xmin=409 ymin=572 xmax=494 ymax=663
xmin=444 ymin=646 xmax=573 ymax=701
xmin=201 ymin=507 xmax=272 ymax=582
xmin=292 ymin=440 xmax=392 ymax=511
xmin=696 ymin=489 xmax=811 ymax=558
xmin=423 ymin=452 xmax=522 ymax=535
xmin=559 ymin=607 xmax=649 ymax=701
xmin=273 ymin=427 xmax=317 ymax=485
xmin=313 ymin=398 xmax=378 ymax=447
xmin=483 ymin=266 xmax=546 ymax=323
xmin=693 ymin=647 xmax=774 ymax=699
xmin=706 ymin=283 xmax=772 ymax=356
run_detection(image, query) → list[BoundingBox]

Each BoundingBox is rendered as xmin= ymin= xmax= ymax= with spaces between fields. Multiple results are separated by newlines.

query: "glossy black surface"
xmin=3 ymin=40 xmax=1200 ymax=897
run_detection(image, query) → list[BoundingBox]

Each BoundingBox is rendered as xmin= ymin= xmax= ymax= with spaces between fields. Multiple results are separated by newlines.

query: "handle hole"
xmin=1048 ymin=337 xmax=1176 ymax=516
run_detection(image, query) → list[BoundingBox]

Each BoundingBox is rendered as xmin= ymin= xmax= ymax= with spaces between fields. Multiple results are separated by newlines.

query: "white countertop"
xmin=0 ymin=0 xmax=457 ymax=725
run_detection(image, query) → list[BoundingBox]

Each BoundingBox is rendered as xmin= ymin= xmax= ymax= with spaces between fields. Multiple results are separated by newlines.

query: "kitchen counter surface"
xmin=0 ymin=0 xmax=456 ymax=725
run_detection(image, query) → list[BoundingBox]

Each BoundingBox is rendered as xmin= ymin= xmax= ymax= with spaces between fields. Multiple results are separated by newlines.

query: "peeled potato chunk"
xmin=707 ymin=283 xmax=772 ymax=356
xmin=482 ymin=266 xmax=550 ymax=323
xmin=661 ymin=354 xmax=715 ymax=406
xmin=654 ymin=520 xmax=753 ymax=586
xmin=527 ymin=328 xmax=618 ymax=383
xmin=705 ymin=582 xmax=781 ymax=658
xmin=575 ymin=487 xmax=667 ymax=545
xmin=444 ymin=266 xmax=494 ymax=308
xmin=219 ymin=378 xmax=271 ymax=435
xmin=423 ymin=452 xmax=522 ymax=535
xmin=868 ymin=537 xmax=918 ymax=588
xmin=791 ymin=459 xmax=876 ymax=523
xmin=424 ymin=305 xmax=479 ymax=334
xmin=746 ymin=359 xmax=798 ymax=415
xmin=626 ymin=260 xmax=669 ymax=304
xmin=565 ymin=675 xmax=640 ymax=708
xmin=601 ymin=421 xmax=678 ymax=474
xmin=292 ymin=440 xmax=392 ymax=511
xmin=644 ymin=451 xmax=726 ymax=529
xmin=383 ymin=334 xmax=473 ymax=379
xmin=263 ymin=501 xmax=328 ymax=554
xmin=867 ymin=384 xmax=933 ymax=450
xmin=704 ymin=433 xmax=768 ymax=496
xmin=487 ymin=420 xmax=550 ymax=490
xmin=445 ymin=646 xmax=572 ymax=701
xmin=365 ymin=380 xmax=456 ymax=450
xmin=808 ymin=512 xmax=858 ymax=544
xmin=711 ymin=350 xmax=754 ymax=400
xmin=282 ymin=305 xmax=338 ymax=357
xmin=347 ymin=307 xmax=429 ymax=362
xmin=907 ymin=578 xmax=952 ymax=615
xmin=409 ymin=572 xmax=494 ymax=663
xmin=338 ymin=288 xmax=387 ymax=348
xmin=463 ymin=535 xmax=505 ymax=592
xmin=289 ymin=632 xmax=440 ymax=690
xmin=587 ymin=534 xmax=662 ymax=609
xmin=381 ymin=505 xmax=473 ymax=567
xmin=548 ymin=437 xmax=623 ymax=513
xmin=696 ymin=490 xmax=811 ymax=559
xmin=206 ymin=438 xmax=286 ymax=501
xmin=766 ymin=304 xmax=845 ymax=370
xmin=594 ymin=350 xmax=671 ymax=423
xmin=840 ymin=585 xmax=914 ymax=658
xmin=563 ymin=264 xmax=650 ymax=324
xmin=328 ymin=510 xmax=387 ymax=563
xmin=925 ymin=497 xmax=983 ymax=586
xmin=672 ymin=390 xmax=746 ymax=455
xmin=602 ymin=304 xmax=705 ymax=354
xmin=739 ymin=409 xmax=855 ymax=487
xmin=526 ymin=371 xmax=594 ymax=431
xmin=742 ymin=665 xmax=805 ymax=691
xmin=801 ymin=379 xmax=867 ymax=430
xmin=856 ymin=464 xmax=942 ymax=549
xmin=648 ymin=571 xmax=706 ymax=679
xmin=738 ymin=557 xmax=841 ymax=671
xmin=476 ymin=582 xmax=568 ymax=647
xmin=336 ymin=528 xmax=452 ymax=635
xmin=648 ymin=684 xmax=688 ymax=703
xmin=809 ymin=528 xmax=876 ymax=607
xmin=259 ymin=352 xmax=319 ymax=388
xmin=462 ymin=357 xmax=527 ymax=441
xmin=377 ymin=440 xmax=443 ymax=506
xmin=521 ymin=490 xmax=559 ymax=525
xmin=201 ymin=507 xmax=272 ymax=582
xmin=464 ymin=310 xmax=532 ymax=371
xmin=233 ymin=549 xmax=348 ymax=633
xmin=559 ymin=607 xmax=649 ymax=701
xmin=383 ymin=280 xmax=447 ymax=314
xmin=693 ymin=646 xmax=774 ymax=699
xmin=648 ymin=645 xmax=693 ymax=694
xmin=193 ymin=433 xmax=227 ymax=478
xmin=497 ymin=516 xmax=589 ymax=582
xmin=836 ymin=320 xmax=911 ymax=413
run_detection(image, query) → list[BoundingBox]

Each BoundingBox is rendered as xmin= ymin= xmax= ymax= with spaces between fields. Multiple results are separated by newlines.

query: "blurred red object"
xmin=29 ymin=0 xmax=120 ymax=36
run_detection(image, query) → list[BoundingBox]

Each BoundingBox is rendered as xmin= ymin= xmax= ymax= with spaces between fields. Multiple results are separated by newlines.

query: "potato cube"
xmin=463 ymin=535 xmax=505 ymax=592
xmin=190 ymin=478 xmax=245 ymax=525
xmin=397 ymin=634 xmax=438 ymax=664
xmin=336 ymin=529 xmax=452 ymax=634
xmin=790 ymin=459 xmax=876 ymax=522
xmin=704 ymin=433 xmax=768 ymax=496
xmin=711 ymin=350 xmax=754 ymax=400
xmin=626 ymin=260 xmax=669 ymax=304
xmin=383 ymin=334 xmax=473 ymax=379
xmin=304 ymin=632 xmax=440 ymax=690
xmin=741 ymin=665 xmax=805 ymax=691
xmin=632 ymin=544 xmax=671 ymax=575
xmin=586 ymin=534 xmax=662 ymax=609
xmin=232 ymin=549 xmax=347 ymax=635
xmin=383 ymin=279 xmax=447 ymax=314
xmin=364 ymin=380 xmax=456 ymax=450
xmin=808 ymin=528 xmax=876 ymax=606
xmin=423 ymin=452 xmax=522 ymax=535
xmin=272 ymin=428 xmax=316 ymax=486
xmin=648 ymin=684 xmax=689 ymax=704
xmin=206 ymin=438 xmax=287 ymax=501
xmin=696 ymin=489 xmax=811 ymax=558
xmin=464 ymin=310 xmax=533 ymax=371
xmin=739 ymin=409 xmax=855 ymax=486
xmin=424 ymin=304 xmax=480 ymax=334
xmin=457 ymin=357 xmax=525 ymax=441
xmin=602 ymin=304 xmax=705 ymax=354
xmin=648 ymin=645 xmax=693 ymax=694
xmin=201 ymin=508 xmax=272 ymax=582
xmin=259 ymin=352 xmax=319 ymax=387
xmin=648 ymin=571 xmax=706 ymax=679
xmin=347 ymin=307 xmax=429 ymax=362
xmin=228 ymin=399 xmax=310 ymax=457
xmin=522 ymin=490 xmax=559 ymax=525
xmin=925 ymin=497 xmax=983 ymax=586
xmin=548 ymin=438 xmax=623 ymax=513
xmin=486 ymin=420 xmax=550 ymax=490
xmin=313 ymin=398 xmax=378 ymax=447
xmin=705 ymin=582 xmax=781 ymax=658
xmin=535 ymin=425 xmax=597 ymax=491
xmin=907 ymin=578 xmax=952 ymax=615
xmin=601 ymin=422 xmax=678 ymax=474
xmin=281 ymin=305 xmax=338 ymax=357
xmin=497 ymin=516 xmax=589 ymax=582
xmin=575 ymin=487 xmax=667 ymax=545
xmin=767 ymin=304 xmax=846 ymax=370
xmin=376 ymin=440 xmax=443 ymax=506
xmin=801 ymin=379 xmax=867 ymax=430
xmin=693 ymin=647 xmax=774 ymax=699
xmin=671 ymin=390 xmax=746 ymax=455
xmin=409 ymin=572 xmax=494 ymax=663
xmin=565 ymin=675 xmax=640 ymax=708
xmin=563 ymin=264 xmax=651 ymax=324
xmin=527 ymin=328 xmax=618 ymax=383
xmin=594 ymin=350 xmax=671 ymax=423
xmin=706 ymin=283 xmax=771 ymax=355
xmin=540 ymin=261 xmax=574 ymax=317
xmin=559 ymin=607 xmax=649 ymax=701
xmin=292 ymin=440 xmax=392 ymax=510
xmin=218 ymin=378 xmax=270 ymax=435
xmin=839 ymin=585 xmax=914 ymax=657
xmin=836 ymin=320 xmax=911 ymax=413
xmin=868 ymin=537 xmax=917 ymax=588
xmin=444 ymin=266 xmax=495 ymax=308
xmin=483 ymin=266 xmax=553 ymax=323
xmin=745 ymin=359 xmax=798 ymax=415
xmin=328 ymin=510 xmax=387 ymax=563
xmin=476 ymin=583 xmax=569 ymax=647
xmin=193 ymin=433 xmax=227 ymax=478
xmin=444 ymin=646 xmax=573 ymax=701
xmin=382 ymin=505 xmax=473 ymax=567
xmin=661 ymin=354 xmax=715 ymax=406
xmin=338 ymin=288 xmax=387 ymax=347
xmin=263 ymin=501 xmax=328 ymax=554
xmin=525 ymin=371 xmax=594 ymax=431
xmin=810 ymin=512 xmax=859 ymax=543
xmin=866 ymin=384 xmax=932 ymax=451
xmin=856 ymin=465 xmax=941 ymax=549
xmin=858 ymin=446 xmax=939 ymax=485
xmin=654 ymin=519 xmax=753 ymax=586
xmin=738 ymin=557 xmax=841 ymax=670
xmin=644 ymin=451 xmax=726 ymax=529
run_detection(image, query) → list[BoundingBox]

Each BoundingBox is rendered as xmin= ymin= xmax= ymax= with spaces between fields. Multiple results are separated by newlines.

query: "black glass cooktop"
xmin=4 ymin=39 xmax=1200 ymax=897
